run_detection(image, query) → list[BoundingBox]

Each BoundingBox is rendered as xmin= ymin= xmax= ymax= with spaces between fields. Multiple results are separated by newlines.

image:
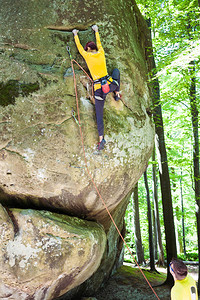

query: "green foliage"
xmin=124 ymin=168 xmax=167 ymax=263
xmin=124 ymin=165 xmax=197 ymax=263
xmin=178 ymin=251 xmax=198 ymax=261
xmin=124 ymin=0 xmax=199 ymax=264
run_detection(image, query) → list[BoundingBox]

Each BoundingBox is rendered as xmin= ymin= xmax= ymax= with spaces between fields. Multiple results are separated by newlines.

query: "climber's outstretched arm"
xmin=72 ymin=29 xmax=85 ymax=56
xmin=92 ymin=25 xmax=102 ymax=51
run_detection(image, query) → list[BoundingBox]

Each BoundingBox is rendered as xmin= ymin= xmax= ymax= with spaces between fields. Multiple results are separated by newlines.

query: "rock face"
xmin=0 ymin=204 xmax=106 ymax=300
xmin=0 ymin=0 xmax=154 ymax=298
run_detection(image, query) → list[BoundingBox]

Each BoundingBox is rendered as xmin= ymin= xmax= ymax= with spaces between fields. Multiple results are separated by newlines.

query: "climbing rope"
xmin=67 ymin=46 xmax=160 ymax=300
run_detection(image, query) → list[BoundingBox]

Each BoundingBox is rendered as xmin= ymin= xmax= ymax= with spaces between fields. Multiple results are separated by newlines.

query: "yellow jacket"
xmin=74 ymin=32 xmax=108 ymax=81
xmin=171 ymin=275 xmax=198 ymax=300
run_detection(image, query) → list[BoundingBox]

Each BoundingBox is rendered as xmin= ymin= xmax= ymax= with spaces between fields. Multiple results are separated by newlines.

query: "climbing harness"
xmin=94 ymin=75 xmax=111 ymax=94
xmin=66 ymin=45 xmax=160 ymax=300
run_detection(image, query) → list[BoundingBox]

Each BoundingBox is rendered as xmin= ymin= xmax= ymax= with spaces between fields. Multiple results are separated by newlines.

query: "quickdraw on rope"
xmin=72 ymin=108 xmax=80 ymax=127
xmin=66 ymin=45 xmax=160 ymax=300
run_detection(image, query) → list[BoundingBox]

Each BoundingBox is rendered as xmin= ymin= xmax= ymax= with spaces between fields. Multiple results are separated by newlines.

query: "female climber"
xmin=72 ymin=25 xmax=121 ymax=151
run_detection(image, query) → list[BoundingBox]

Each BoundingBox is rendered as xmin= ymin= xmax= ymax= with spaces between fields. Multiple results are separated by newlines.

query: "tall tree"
xmin=179 ymin=170 xmax=186 ymax=256
xmin=189 ymin=61 xmax=200 ymax=289
xmin=132 ymin=183 xmax=146 ymax=264
xmin=153 ymin=208 xmax=158 ymax=261
xmin=174 ymin=206 xmax=184 ymax=254
xmin=152 ymin=148 xmax=165 ymax=266
xmin=136 ymin=0 xmax=199 ymax=277
xmin=145 ymin=18 xmax=177 ymax=284
xmin=187 ymin=1 xmax=200 ymax=286
xmin=144 ymin=171 xmax=156 ymax=271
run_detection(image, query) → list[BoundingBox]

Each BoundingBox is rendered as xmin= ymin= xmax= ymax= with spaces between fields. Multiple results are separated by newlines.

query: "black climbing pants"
xmin=94 ymin=68 xmax=120 ymax=137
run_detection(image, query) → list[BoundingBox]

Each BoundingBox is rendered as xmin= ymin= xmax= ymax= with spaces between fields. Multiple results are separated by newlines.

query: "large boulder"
xmin=0 ymin=0 xmax=154 ymax=298
xmin=0 ymin=204 xmax=106 ymax=300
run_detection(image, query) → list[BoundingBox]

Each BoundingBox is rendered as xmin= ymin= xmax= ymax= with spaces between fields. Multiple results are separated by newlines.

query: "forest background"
xmin=124 ymin=0 xmax=200 ymax=287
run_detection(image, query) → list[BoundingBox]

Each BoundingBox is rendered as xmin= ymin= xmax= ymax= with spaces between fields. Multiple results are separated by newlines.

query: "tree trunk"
xmin=132 ymin=183 xmax=145 ymax=265
xmin=192 ymin=0 xmax=200 ymax=288
xmin=180 ymin=170 xmax=186 ymax=256
xmin=152 ymin=147 xmax=165 ymax=266
xmin=153 ymin=208 xmax=158 ymax=261
xmin=175 ymin=207 xmax=183 ymax=254
xmin=145 ymin=18 xmax=177 ymax=285
xmin=144 ymin=171 xmax=156 ymax=271
xmin=189 ymin=61 xmax=200 ymax=290
xmin=152 ymin=70 xmax=177 ymax=284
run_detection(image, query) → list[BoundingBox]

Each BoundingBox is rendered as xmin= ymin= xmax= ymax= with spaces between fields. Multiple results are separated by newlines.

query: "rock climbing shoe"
xmin=97 ymin=139 xmax=106 ymax=151
xmin=114 ymin=91 xmax=121 ymax=101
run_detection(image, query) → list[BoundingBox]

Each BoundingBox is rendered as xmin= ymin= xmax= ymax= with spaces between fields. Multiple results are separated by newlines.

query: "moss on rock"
xmin=0 ymin=80 xmax=39 ymax=107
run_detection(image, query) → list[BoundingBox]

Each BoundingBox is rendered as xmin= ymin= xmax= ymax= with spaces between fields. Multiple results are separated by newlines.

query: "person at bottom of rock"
xmin=170 ymin=258 xmax=198 ymax=300
xmin=72 ymin=25 xmax=121 ymax=151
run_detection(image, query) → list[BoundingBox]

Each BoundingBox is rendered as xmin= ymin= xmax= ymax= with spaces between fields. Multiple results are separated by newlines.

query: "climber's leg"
xmin=109 ymin=68 xmax=121 ymax=101
xmin=111 ymin=68 xmax=120 ymax=92
xmin=94 ymin=88 xmax=106 ymax=142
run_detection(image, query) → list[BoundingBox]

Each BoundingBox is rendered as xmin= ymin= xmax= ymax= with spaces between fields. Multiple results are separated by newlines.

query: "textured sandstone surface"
xmin=0 ymin=204 xmax=106 ymax=300
xmin=0 ymin=0 xmax=154 ymax=298
xmin=0 ymin=0 xmax=154 ymax=222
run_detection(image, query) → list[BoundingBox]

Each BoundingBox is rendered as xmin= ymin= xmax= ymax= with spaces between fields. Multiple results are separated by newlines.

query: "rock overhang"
xmin=0 ymin=0 xmax=154 ymax=297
